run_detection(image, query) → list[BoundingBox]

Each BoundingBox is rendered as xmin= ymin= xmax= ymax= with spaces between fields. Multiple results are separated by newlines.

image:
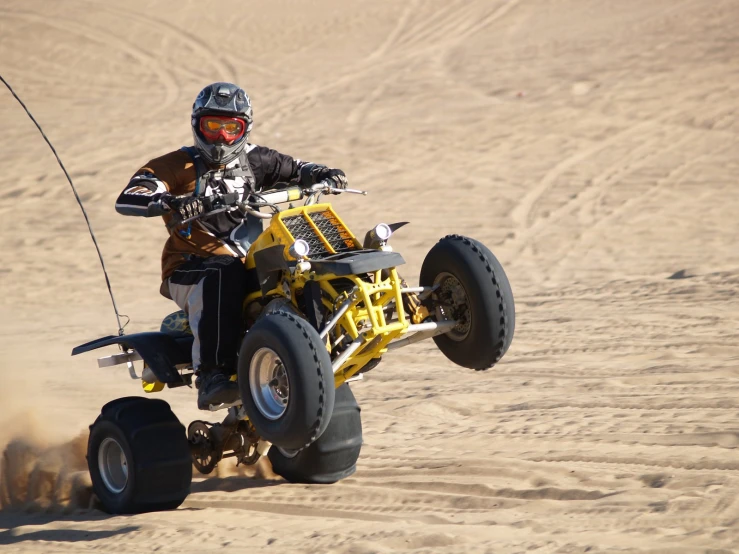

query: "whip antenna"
xmin=1 ymin=75 xmax=127 ymax=336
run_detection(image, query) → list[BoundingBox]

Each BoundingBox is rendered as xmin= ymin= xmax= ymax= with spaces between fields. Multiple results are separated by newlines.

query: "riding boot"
xmin=196 ymin=368 xmax=240 ymax=410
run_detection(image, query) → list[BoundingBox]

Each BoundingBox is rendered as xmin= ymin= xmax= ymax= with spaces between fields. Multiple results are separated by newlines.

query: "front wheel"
xmin=238 ymin=310 xmax=336 ymax=450
xmin=420 ymin=235 xmax=515 ymax=370
xmin=87 ymin=397 xmax=192 ymax=514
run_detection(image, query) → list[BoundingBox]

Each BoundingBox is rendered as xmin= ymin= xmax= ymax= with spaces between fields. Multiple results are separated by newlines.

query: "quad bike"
xmin=72 ymin=180 xmax=515 ymax=514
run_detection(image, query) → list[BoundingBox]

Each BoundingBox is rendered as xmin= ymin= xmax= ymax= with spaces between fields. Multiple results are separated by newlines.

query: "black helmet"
xmin=191 ymin=82 xmax=253 ymax=165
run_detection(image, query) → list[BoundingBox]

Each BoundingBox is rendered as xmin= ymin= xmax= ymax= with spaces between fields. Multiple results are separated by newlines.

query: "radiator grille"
xmin=281 ymin=210 xmax=356 ymax=259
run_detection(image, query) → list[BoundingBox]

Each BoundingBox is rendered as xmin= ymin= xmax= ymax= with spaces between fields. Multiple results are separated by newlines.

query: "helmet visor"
xmin=199 ymin=116 xmax=246 ymax=144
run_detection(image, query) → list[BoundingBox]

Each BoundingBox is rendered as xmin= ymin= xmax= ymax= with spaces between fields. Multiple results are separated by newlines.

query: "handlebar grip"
xmin=284 ymin=185 xmax=304 ymax=202
xmin=255 ymin=186 xmax=304 ymax=205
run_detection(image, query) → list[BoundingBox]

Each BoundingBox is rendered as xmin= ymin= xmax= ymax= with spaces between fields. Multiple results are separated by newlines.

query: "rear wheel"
xmin=268 ymin=383 xmax=362 ymax=483
xmin=420 ymin=235 xmax=515 ymax=369
xmin=87 ymin=397 xmax=192 ymax=514
xmin=238 ymin=310 xmax=335 ymax=450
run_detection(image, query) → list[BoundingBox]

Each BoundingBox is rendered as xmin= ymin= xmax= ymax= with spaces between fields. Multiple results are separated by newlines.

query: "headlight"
xmin=372 ymin=223 xmax=392 ymax=242
xmin=289 ymin=239 xmax=310 ymax=259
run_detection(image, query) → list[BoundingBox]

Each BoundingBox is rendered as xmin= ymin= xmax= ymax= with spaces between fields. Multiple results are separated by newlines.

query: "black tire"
xmin=420 ymin=235 xmax=515 ymax=369
xmin=238 ymin=310 xmax=335 ymax=450
xmin=87 ymin=396 xmax=192 ymax=514
xmin=268 ymin=383 xmax=362 ymax=484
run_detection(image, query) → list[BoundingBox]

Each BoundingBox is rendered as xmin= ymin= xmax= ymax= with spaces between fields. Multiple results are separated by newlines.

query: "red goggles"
xmin=198 ymin=116 xmax=246 ymax=143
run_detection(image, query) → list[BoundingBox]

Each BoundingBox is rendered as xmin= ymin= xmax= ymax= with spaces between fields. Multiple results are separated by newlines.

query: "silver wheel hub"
xmin=249 ymin=347 xmax=290 ymax=420
xmin=98 ymin=437 xmax=129 ymax=494
xmin=433 ymin=272 xmax=471 ymax=341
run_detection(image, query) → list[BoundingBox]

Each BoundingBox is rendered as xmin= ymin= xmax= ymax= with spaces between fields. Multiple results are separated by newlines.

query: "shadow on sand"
xmin=0 ymin=509 xmax=138 ymax=546
xmin=190 ymin=476 xmax=283 ymax=494
xmin=0 ymin=476 xmax=283 ymax=545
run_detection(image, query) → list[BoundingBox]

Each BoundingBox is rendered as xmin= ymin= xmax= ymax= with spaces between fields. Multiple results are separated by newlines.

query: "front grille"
xmin=282 ymin=215 xmax=331 ymax=258
xmin=309 ymin=211 xmax=357 ymax=253
xmin=281 ymin=210 xmax=356 ymax=259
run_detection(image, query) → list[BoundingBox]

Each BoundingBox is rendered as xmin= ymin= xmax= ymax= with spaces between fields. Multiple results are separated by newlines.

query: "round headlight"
xmin=373 ymin=223 xmax=392 ymax=242
xmin=289 ymin=239 xmax=310 ymax=259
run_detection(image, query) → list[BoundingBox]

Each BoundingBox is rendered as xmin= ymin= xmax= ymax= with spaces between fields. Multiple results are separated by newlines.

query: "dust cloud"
xmin=0 ymin=392 xmax=95 ymax=512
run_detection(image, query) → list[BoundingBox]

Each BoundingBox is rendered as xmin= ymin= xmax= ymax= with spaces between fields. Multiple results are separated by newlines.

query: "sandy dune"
xmin=1 ymin=0 xmax=739 ymax=551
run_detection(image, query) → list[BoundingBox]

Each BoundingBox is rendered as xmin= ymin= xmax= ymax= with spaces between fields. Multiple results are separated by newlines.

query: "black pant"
xmin=167 ymin=256 xmax=248 ymax=372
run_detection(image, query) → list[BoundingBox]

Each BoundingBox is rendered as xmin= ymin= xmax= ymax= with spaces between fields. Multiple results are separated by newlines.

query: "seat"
xmin=160 ymin=310 xmax=193 ymax=338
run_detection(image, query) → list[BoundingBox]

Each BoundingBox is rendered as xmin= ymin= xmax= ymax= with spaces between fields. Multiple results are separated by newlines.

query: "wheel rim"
xmin=433 ymin=272 xmax=471 ymax=341
xmin=249 ymin=347 xmax=290 ymax=420
xmin=98 ymin=437 xmax=129 ymax=494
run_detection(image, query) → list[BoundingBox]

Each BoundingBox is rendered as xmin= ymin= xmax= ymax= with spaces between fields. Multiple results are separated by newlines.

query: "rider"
xmin=115 ymin=82 xmax=347 ymax=410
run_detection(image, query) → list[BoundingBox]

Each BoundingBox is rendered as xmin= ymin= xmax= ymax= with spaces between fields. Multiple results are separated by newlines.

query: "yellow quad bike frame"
xmin=73 ymin=180 xmax=515 ymax=512
xmin=240 ymin=184 xmax=455 ymax=389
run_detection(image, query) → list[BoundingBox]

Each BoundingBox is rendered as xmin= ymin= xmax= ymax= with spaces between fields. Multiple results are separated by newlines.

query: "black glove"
xmin=162 ymin=194 xmax=205 ymax=220
xmin=299 ymin=163 xmax=348 ymax=192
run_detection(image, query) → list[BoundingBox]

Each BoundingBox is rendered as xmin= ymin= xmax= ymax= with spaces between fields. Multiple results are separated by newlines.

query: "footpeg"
xmin=207 ymin=400 xmax=243 ymax=412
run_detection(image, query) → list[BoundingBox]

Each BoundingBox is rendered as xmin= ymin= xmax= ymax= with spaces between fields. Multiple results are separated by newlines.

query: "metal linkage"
xmin=332 ymin=335 xmax=367 ymax=374
xmin=386 ymin=320 xmax=458 ymax=350
xmin=319 ymin=287 xmax=358 ymax=339
xmin=399 ymin=286 xmax=427 ymax=294
xmin=97 ymin=350 xmax=142 ymax=368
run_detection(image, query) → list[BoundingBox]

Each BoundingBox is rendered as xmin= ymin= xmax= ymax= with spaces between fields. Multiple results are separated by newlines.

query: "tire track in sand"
xmin=86 ymin=1 xmax=241 ymax=83
xmin=267 ymin=0 xmax=523 ymax=131
xmin=0 ymin=9 xmax=179 ymax=115
xmin=547 ymin=135 xmax=737 ymax=279
xmin=509 ymin=121 xmax=652 ymax=234
xmin=527 ymin=454 xmax=739 ymax=472
xmin=344 ymin=0 xmax=420 ymax=130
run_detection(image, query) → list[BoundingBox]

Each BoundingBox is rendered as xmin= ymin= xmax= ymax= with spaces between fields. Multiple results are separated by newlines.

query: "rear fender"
xmin=72 ymin=332 xmax=192 ymax=384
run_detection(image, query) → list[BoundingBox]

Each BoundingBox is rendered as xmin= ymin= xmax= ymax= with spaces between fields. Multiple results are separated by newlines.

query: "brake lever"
xmin=309 ymin=181 xmax=368 ymax=196
xmin=339 ymin=187 xmax=368 ymax=195
xmin=320 ymin=186 xmax=368 ymax=196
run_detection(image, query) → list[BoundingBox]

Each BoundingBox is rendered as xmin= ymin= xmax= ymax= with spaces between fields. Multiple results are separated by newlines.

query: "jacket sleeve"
xmin=115 ymin=162 xmax=176 ymax=217
xmin=251 ymin=145 xmax=305 ymax=191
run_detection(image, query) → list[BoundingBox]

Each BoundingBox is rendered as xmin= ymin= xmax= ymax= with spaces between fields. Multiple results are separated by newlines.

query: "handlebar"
xmin=169 ymin=179 xmax=368 ymax=226
xmin=259 ymin=180 xmax=367 ymax=205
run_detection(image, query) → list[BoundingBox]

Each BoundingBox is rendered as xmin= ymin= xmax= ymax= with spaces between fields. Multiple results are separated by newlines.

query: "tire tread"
xmin=420 ymin=235 xmax=515 ymax=370
xmin=87 ymin=397 xmax=191 ymax=514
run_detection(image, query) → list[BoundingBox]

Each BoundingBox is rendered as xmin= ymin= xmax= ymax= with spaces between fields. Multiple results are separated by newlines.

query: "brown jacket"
xmin=115 ymin=145 xmax=302 ymax=281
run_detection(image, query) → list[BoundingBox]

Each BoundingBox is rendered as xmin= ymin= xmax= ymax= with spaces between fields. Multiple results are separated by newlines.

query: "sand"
xmin=1 ymin=0 xmax=739 ymax=551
